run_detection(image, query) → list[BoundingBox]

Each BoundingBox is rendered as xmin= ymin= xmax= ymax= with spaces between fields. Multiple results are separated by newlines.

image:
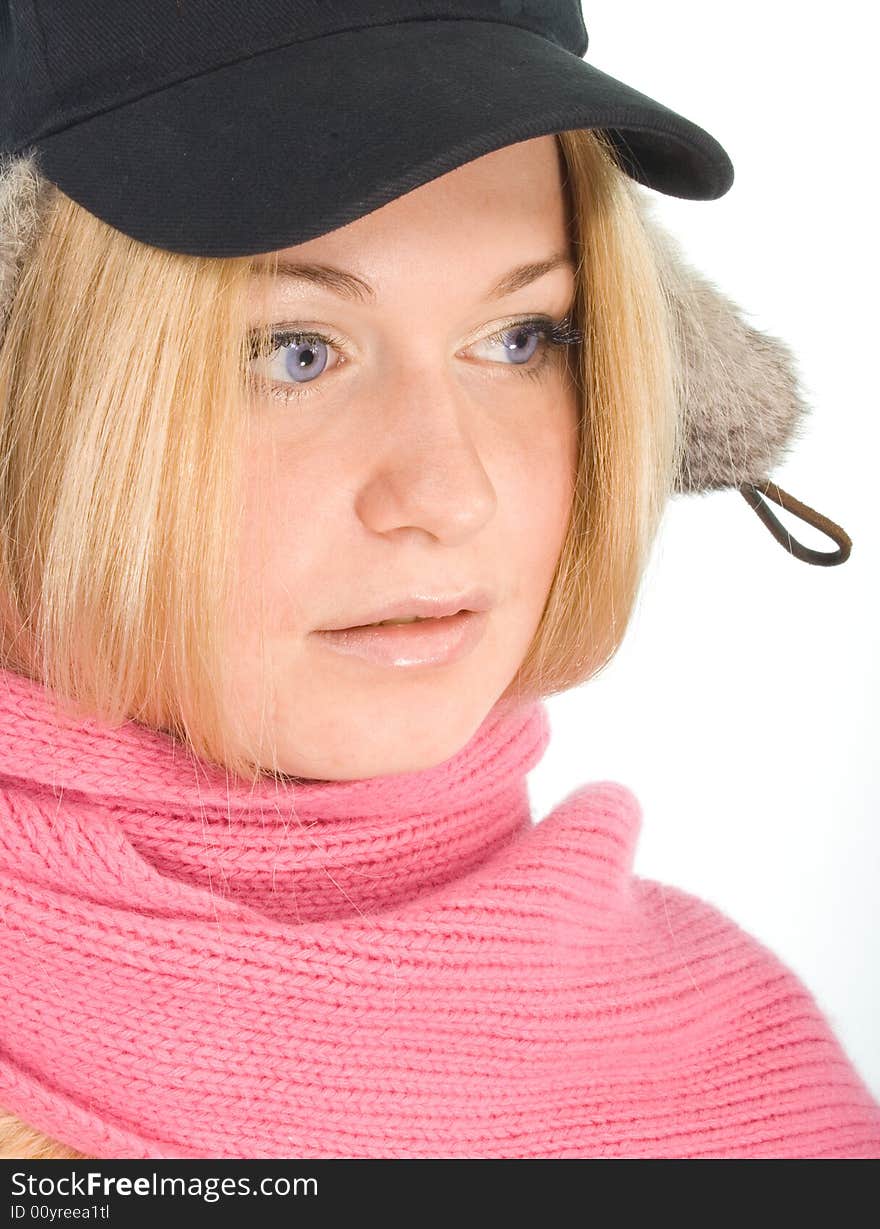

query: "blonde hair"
xmin=0 ymin=127 xmax=680 ymax=1158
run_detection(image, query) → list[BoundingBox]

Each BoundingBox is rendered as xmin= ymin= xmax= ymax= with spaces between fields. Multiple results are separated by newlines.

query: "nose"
xmin=353 ymin=369 xmax=497 ymax=545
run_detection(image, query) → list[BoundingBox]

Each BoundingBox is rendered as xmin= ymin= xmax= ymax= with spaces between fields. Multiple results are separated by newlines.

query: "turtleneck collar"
xmin=0 ymin=666 xmax=550 ymax=923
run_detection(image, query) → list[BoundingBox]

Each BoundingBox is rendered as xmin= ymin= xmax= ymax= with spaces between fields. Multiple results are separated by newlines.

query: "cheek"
xmin=502 ymin=385 xmax=579 ymax=594
xmin=231 ymin=458 xmax=312 ymax=637
xmin=527 ymin=383 xmax=579 ymax=525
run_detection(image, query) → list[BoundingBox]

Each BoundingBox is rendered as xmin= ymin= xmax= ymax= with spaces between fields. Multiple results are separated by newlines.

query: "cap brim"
xmin=28 ymin=18 xmax=734 ymax=258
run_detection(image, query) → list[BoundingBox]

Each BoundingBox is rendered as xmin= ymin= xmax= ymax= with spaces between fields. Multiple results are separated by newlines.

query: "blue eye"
xmin=249 ymin=329 xmax=343 ymax=388
xmin=247 ymin=313 xmax=582 ymax=402
xmin=277 ymin=335 xmax=330 ymax=382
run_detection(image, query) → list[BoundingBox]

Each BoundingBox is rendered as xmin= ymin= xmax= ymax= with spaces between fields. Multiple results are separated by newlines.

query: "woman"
xmin=0 ymin=1 xmax=876 ymax=1158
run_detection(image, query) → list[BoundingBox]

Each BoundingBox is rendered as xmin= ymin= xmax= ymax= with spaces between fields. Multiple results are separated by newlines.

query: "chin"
xmin=319 ymin=708 xmax=489 ymax=781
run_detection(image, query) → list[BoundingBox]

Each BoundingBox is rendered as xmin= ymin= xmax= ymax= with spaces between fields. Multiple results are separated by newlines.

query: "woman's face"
xmin=227 ymin=134 xmax=579 ymax=780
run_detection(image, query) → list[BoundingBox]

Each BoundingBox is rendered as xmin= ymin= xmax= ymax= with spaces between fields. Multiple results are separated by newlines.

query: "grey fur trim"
xmin=0 ymin=152 xmax=810 ymax=495
xmin=0 ymin=150 xmax=49 ymax=340
xmin=634 ymin=190 xmax=812 ymax=494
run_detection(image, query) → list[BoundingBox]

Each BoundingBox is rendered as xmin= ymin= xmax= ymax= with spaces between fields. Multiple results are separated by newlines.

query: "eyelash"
xmin=246 ymin=313 xmax=584 ymax=403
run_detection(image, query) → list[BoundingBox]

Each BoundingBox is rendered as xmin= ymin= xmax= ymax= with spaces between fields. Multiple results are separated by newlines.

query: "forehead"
xmin=250 ymin=137 xmax=572 ymax=298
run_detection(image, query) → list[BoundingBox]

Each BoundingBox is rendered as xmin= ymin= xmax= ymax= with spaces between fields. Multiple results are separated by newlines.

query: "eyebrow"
xmin=251 ymin=253 xmax=574 ymax=303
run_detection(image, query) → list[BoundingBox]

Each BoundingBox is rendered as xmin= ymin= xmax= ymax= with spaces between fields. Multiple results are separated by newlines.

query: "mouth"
xmin=344 ymin=610 xmax=470 ymax=630
xmin=312 ymin=608 xmax=489 ymax=668
xmin=316 ymin=586 xmax=494 ymax=633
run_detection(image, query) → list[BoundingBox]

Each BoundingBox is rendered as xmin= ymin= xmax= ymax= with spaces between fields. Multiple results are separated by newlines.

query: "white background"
xmin=528 ymin=2 xmax=879 ymax=1099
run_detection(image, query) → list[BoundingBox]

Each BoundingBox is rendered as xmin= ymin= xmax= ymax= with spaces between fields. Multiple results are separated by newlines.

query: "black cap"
xmin=1 ymin=0 xmax=735 ymax=258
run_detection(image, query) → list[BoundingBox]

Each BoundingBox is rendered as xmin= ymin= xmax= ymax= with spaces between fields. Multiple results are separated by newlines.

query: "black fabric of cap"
xmin=1 ymin=0 xmax=735 ymax=258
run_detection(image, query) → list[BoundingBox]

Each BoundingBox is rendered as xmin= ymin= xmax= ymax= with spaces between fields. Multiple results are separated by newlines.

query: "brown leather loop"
xmin=739 ymin=480 xmax=852 ymax=566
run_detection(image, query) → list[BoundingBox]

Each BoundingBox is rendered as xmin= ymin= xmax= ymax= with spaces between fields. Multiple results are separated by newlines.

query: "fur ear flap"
xmin=0 ymin=151 xmax=48 ymax=341
xmin=632 ymin=188 xmax=812 ymax=495
xmin=632 ymin=190 xmax=850 ymax=565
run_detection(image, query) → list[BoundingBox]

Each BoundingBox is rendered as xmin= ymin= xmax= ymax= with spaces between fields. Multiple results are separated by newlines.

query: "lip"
xmin=312 ymin=608 xmax=489 ymax=668
xmin=316 ymin=586 xmax=494 ymax=632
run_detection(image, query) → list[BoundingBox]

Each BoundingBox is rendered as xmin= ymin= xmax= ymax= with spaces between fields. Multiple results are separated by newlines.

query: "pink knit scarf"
xmin=1 ymin=666 xmax=879 ymax=1159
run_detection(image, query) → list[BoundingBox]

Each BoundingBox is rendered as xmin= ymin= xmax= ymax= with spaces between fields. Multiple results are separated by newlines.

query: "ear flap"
xmin=634 ymin=189 xmax=851 ymax=566
xmin=0 ymin=151 xmax=47 ymax=341
xmin=634 ymin=189 xmax=808 ymax=494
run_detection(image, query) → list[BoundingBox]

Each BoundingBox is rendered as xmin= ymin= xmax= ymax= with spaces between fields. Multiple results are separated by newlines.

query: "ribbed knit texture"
xmin=0 ymin=665 xmax=877 ymax=1159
